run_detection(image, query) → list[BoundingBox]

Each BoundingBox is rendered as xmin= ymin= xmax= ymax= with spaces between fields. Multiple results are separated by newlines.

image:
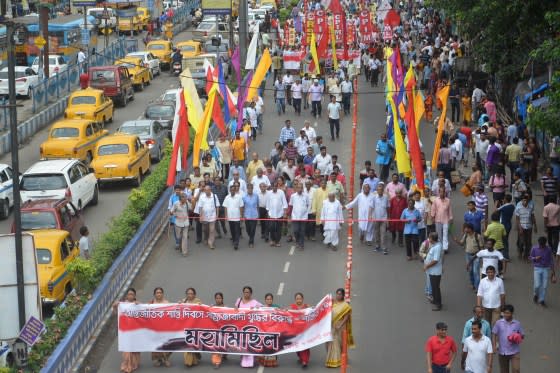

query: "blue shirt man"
xmin=375 ymin=136 xmax=391 ymax=166
xmin=462 ymin=307 xmax=492 ymax=343
xmin=464 ymin=202 xmax=485 ymax=234
xmin=425 ymin=240 xmax=443 ymax=276
xmin=401 ymin=204 xmax=422 ymax=235
xmin=242 ymin=191 xmax=259 ymax=219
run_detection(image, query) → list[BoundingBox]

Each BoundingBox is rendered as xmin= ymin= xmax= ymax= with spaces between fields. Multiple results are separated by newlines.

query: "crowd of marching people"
xmin=115 ymin=286 xmax=352 ymax=370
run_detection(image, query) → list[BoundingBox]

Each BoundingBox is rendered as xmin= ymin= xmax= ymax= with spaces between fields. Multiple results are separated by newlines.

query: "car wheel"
xmin=133 ymin=169 xmax=142 ymax=187
xmin=64 ymin=282 xmax=73 ymax=298
xmin=90 ymin=184 xmax=99 ymax=206
xmin=85 ymin=151 xmax=93 ymax=164
xmin=109 ymin=110 xmax=114 ymax=123
xmin=0 ymin=198 xmax=9 ymax=219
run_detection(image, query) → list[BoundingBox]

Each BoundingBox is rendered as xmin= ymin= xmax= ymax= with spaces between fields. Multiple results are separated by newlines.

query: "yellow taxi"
xmin=90 ymin=134 xmax=151 ymax=187
xmin=118 ymin=16 xmax=143 ymax=35
xmin=147 ymin=39 xmax=173 ymax=69
xmin=176 ymin=40 xmax=203 ymax=58
xmin=114 ymin=56 xmax=152 ymax=90
xmin=34 ymin=229 xmax=79 ymax=305
xmin=40 ymin=119 xmax=108 ymax=164
xmin=64 ymin=87 xmax=114 ymax=125
xmin=136 ymin=7 xmax=151 ymax=29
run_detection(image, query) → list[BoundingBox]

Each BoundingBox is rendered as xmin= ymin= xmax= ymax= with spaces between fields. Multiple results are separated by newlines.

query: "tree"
xmin=431 ymin=0 xmax=560 ymax=107
xmin=527 ymin=11 xmax=560 ymax=135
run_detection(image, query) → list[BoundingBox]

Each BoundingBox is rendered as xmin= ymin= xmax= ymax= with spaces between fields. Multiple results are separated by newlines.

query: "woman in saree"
xmin=149 ymin=287 xmax=172 ymax=367
xmin=258 ymin=293 xmax=282 ymax=367
xmin=461 ymin=90 xmax=472 ymax=123
xmin=211 ymin=292 xmax=226 ymax=369
xmin=179 ymin=287 xmax=202 ymax=367
xmin=290 ymin=292 xmax=310 ymax=368
xmin=235 ymin=286 xmax=262 ymax=368
xmin=113 ymin=288 xmax=140 ymax=373
xmin=325 ymin=288 xmax=354 ymax=368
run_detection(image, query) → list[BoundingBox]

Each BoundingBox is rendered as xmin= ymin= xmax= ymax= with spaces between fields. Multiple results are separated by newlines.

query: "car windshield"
xmin=98 ymin=144 xmax=129 ymax=155
xmin=21 ymin=211 xmax=57 ymax=230
xmin=71 ymin=96 xmax=96 ymax=105
xmin=148 ymin=44 xmax=165 ymax=50
xmin=36 ymin=249 xmax=52 ymax=264
xmin=51 ymin=127 xmax=79 ymax=138
xmin=179 ymin=45 xmax=195 ymax=52
xmin=162 ymin=93 xmax=176 ymax=102
xmin=120 ymin=125 xmax=150 ymax=135
xmin=49 ymin=57 xmax=57 ymax=65
xmin=146 ymin=105 xmax=174 ymax=118
xmin=118 ymin=62 xmax=136 ymax=69
xmin=20 ymin=174 xmax=68 ymax=191
xmin=197 ymin=23 xmax=213 ymax=30
xmin=91 ymin=70 xmax=115 ymax=82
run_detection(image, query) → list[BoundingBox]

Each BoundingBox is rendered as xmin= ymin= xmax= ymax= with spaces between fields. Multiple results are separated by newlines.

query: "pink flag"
xmin=231 ymin=46 xmax=241 ymax=86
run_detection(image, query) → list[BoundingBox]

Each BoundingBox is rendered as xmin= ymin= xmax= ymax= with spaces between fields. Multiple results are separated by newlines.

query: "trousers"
xmin=292 ymin=221 xmax=306 ymax=248
xmin=429 ymin=274 xmax=442 ymax=307
xmin=498 ymin=353 xmax=520 ymax=373
xmin=245 ymin=219 xmax=257 ymax=245
xmin=229 ymin=221 xmax=241 ymax=248
xmin=435 ymin=223 xmax=450 ymax=251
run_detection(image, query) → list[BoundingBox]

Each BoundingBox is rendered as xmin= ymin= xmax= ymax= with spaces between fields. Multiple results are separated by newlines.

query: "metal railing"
xmin=30 ymin=38 xmax=134 ymax=114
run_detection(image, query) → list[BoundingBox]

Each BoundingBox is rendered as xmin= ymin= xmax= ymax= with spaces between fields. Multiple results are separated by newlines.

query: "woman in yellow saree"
xmin=179 ymin=287 xmax=202 ymax=367
xmin=325 ymin=288 xmax=354 ymax=368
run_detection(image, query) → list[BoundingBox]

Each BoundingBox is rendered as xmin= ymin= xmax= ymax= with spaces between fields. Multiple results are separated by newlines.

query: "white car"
xmin=160 ymin=88 xmax=180 ymax=105
xmin=20 ymin=159 xmax=99 ymax=211
xmin=0 ymin=66 xmax=39 ymax=98
xmin=0 ymin=163 xmax=14 ymax=219
xmin=126 ymin=51 xmax=161 ymax=77
xmin=31 ymin=55 xmax=68 ymax=77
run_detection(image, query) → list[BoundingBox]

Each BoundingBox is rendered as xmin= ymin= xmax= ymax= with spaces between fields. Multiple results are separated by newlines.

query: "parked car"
xmin=118 ymin=120 xmax=167 ymax=162
xmin=87 ymin=7 xmax=117 ymax=30
xmin=0 ymin=66 xmax=39 ymax=98
xmin=40 ymin=119 xmax=108 ymax=164
xmin=34 ymin=229 xmax=79 ymax=305
xmin=160 ymin=88 xmax=180 ymax=104
xmin=0 ymin=163 xmax=14 ymax=219
xmin=176 ymin=40 xmax=203 ymax=57
xmin=147 ymin=40 xmax=173 ymax=70
xmin=90 ymin=134 xmax=151 ymax=187
xmin=64 ymin=87 xmax=114 ymax=125
xmin=31 ymin=54 xmax=68 ymax=76
xmin=144 ymin=101 xmax=175 ymax=132
xmin=126 ymin=51 xmax=161 ymax=77
xmin=88 ymin=65 xmax=135 ymax=107
xmin=15 ymin=199 xmax=84 ymax=241
xmin=20 ymin=159 xmax=99 ymax=210
xmin=114 ymin=57 xmax=151 ymax=90
xmin=192 ymin=21 xmax=229 ymax=43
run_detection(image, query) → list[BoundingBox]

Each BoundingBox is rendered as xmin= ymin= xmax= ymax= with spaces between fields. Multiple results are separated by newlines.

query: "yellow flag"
xmin=431 ymin=85 xmax=451 ymax=169
xmin=414 ymin=91 xmax=425 ymax=133
xmin=180 ymin=68 xmax=204 ymax=133
xmin=192 ymin=88 xmax=217 ymax=166
xmin=310 ymin=31 xmax=320 ymax=75
xmin=389 ymin=96 xmax=411 ymax=175
xmin=330 ymin=24 xmax=338 ymax=70
xmin=247 ymin=48 xmax=272 ymax=102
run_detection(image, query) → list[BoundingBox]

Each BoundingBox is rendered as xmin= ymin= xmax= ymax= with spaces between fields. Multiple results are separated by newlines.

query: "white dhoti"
xmin=323 ymin=229 xmax=340 ymax=246
xmin=345 ymin=191 xmax=374 ymax=244
xmin=321 ymin=198 xmax=344 ymax=247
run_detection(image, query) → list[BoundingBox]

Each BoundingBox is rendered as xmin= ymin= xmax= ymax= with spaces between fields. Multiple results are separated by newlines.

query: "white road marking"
xmin=283 ymin=261 xmax=290 ymax=273
xmin=289 ymin=246 xmax=295 ymax=255
xmin=257 ymin=365 xmax=265 ymax=373
xmin=277 ymin=282 xmax=284 ymax=296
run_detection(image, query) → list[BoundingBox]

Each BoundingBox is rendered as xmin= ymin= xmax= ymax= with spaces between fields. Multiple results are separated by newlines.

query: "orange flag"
xmin=431 ymin=85 xmax=450 ymax=169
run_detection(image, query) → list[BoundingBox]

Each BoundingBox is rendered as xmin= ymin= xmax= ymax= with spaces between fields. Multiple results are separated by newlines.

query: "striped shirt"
xmin=541 ymin=175 xmax=558 ymax=196
xmin=473 ymin=192 xmax=489 ymax=217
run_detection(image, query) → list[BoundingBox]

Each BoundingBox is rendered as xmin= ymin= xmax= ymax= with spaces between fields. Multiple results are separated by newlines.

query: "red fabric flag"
xmin=327 ymin=0 xmax=344 ymax=13
xmin=314 ymin=10 xmax=329 ymax=58
xmin=211 ymin=93 xmax=227 ymax=135
xmin=167 ymin=89 xmax=190 ymax=186
xmin=403 ymin=75 xmax=424 ymax=190
xmin=205 ymin=67 xmax=214 ymax=95
xmin=359 ymin=10 xmax=373 ymax=44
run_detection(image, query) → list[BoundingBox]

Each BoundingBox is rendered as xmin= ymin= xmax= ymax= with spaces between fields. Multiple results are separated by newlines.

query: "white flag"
xmin=245 ymin=32 xmax=259 ymax=70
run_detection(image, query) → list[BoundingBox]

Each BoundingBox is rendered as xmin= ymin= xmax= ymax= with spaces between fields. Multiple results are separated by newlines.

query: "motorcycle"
xmin=172 ymin=61 xmax=182 ymax=77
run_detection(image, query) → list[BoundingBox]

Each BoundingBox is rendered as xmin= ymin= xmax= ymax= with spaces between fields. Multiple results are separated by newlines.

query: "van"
xmin=87 ymin=7 xmax=117 ymax=30
xmin=88 ymin=65 xmax=135 ymax=107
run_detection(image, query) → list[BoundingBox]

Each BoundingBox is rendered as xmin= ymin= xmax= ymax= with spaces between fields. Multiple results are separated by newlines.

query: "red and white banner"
xmin=283 ymin=49 xmax=306 ymax=70
xmin=333 ymin=13 xmax=344 ymax=44
xmin=118 ymin=295 xmax=333 ymax=354
xmin=383 ymin=24 xmax=393 ymax=42
xmin=359 ymin=10 xmax=373 ymax=44
xmin=326 ymin=48 xmax=361 ymax=60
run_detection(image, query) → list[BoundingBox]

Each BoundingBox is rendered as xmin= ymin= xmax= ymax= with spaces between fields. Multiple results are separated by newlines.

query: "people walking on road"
xmin=386 ymin=173 xmax=408 ymax=199
xmin=321 ymin=191 xmax=344 ymax=250
xmin=257 ymin=293 xmax=280 ymax=367
xmin=236 ymin=286 xmax=262 ymax=368
xmin=388 ymin=188 xmax=407 ymax=247
xmin=327 ymin=95 xmax=342 ymax=141
xmin=461 ymin=320 xmax=494 ymax=373
xmin=455 ymin=223 xmax=484 ymax=290
xmin=278 ymin=119 xmax=296 ymax=146
xmin=212 ymin=177 xmax=229 ymax=238
xmin=211 ymin=292 xmax=226 ymax=368
xmin=543 ymin=195 xmax=560 ymax=251
xmin=309 ymin=79 xmax=324 ymax=118
xmin=325 ymin=288 xmax=354 ymax=368
xmin=290 ymin=293 xmax=311 ymax=368
xmin=515 ymin=194 xmax=537 ymax=261
xmin=431 ymin=188 xmax=453 ymax=253
xmin=529 ymin=236 xmax=556 ymax=307
xmin=274 ymin=78 xmax=286 ymax=115
xmin=170 ymin=193 xmax=190 ymax=256
xmin=113 ymin=288 xmax=140 ymax=372
xmin=375 ymin=133 xmax=392 ymax=182
xmin=266 ymin=181 xmax=288 ymax=247
xmin=464 ymin=201 xmax=485 ymax=235
xmin=492 ymin=304 xmax=524 ymax=373
xmin=345 ymin=183 xmax=374 ymax=245
xmin=223 ymin=184 xmax=244 ymax=250
xmin=290 ymin=182 xmax=310 ymax=250
xmin=462 ymin=306 xmax=492 ymax=344
xmin=401 ymin=198 xmax=423 ymax=260
xmin=149 ymin=287 xmax=171 ymax=367
xmin=194 ymin=185 xmax=219 ymax=250
xmin=243 ymin=183 xmax=259 ymax=248
xmin=477 ymin=265 xmax=505 ymax=326
xmin=425 ymin=321 xmax=457 ymax=372
xmin=371 ymin=183 xmax=389 ymax=254
xmin=424 ymin=232 xmax=444 ymax=311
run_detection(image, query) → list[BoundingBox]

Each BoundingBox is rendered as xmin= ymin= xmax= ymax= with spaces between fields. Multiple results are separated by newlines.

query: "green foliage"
xmin=530 ymin=11 xmax=560 ymax=64
xmin=27 ymin=140 xmax=173 ymax=371
xmin=289 ymin=0 xmax=299 ymax=7
xmin=279 ymin=8 xmax=291 ymax=24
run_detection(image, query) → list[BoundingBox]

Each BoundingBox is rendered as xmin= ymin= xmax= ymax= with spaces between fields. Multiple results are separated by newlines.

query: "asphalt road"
xmin=81 ymin=57 xmax=558 ymax=372
xmin=0 ymin=34 xmax=182 ymax=242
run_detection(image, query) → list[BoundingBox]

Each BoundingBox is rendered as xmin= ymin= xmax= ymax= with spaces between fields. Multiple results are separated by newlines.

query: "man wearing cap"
xmin=309 ymin=79 xmax=324 ymax=118
xmin=425 ymin=321 xmax=457 ymax=373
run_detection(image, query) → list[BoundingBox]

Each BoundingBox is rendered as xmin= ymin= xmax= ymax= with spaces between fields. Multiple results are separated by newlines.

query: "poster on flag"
xmin=383 ymin=24 xmax=393 ymax=42
xmin=314 ymin=10 xmax=327 ymax=43
xmin=347 ymin=20 xmax=355 ymax=46
xmin=333 ymin=13 xmax=344 ymax=44
xmin=306 ymin=12 xmax=315 ymax=45
xmin=359 ymin=10 xmax=373 ymax=44
xmin=289 ymin=27 xmax=296 ymax=47
xmin=326 ymin=48 xmax=360 ymax=60
xmin=118 ymin=295 xmax=333 ymax=354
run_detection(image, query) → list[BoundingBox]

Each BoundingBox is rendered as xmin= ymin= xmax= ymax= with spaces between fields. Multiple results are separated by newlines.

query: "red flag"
xmin=167 ymin=89 xmax=190 ymax=186
xmin=327 ymin=0 xmax=344 ymax=13
xmin=404 ymin=78 xmax=424 ymax=190
xmin=205 ymin=67 xmax=214 ymax=95
xmin=211 ymin=93 xmax=227 ymax=135
xmin=314 ymin=10 xmax=329 ymax=58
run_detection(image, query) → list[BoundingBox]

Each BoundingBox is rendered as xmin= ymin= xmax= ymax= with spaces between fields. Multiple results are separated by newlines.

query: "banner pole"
xmin=341 ymin=75 xmax=358 ymax=373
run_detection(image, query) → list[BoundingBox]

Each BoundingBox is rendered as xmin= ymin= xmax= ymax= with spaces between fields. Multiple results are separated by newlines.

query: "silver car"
xmin=117 ymin=120 xmax=166 ymax=162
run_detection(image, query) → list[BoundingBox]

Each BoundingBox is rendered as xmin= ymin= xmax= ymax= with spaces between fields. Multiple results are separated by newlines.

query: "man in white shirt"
xmin=77 ymin=48 xmax=87 ymax=74
xmin=303 ymin=179 xmax=317 ymax=240
xmin=476 ymin=265 xmax=505 ymax=325
xmin=301 ymin=74 xmax=312 ymax=110
xmin=282 ymin=71 xmax=294 ymax=105
xmin=290 ymin=183 xmax=311 ymax=250
xmin=301 ymin=120 xmax=317 ymax=144
xmin=345 ymin=183 xmax=374 ymax=245
xmin=340 ymin=77 xmax=353 ymax=115
xmin=327 ymin=96 xmax=342 ymax=141
xmin=228 ymin=171 xmax=248 ymax=196
xmin=461 ymin=321 xmax=493 ymax=373
xmin=245 ymin=101 xmax=258 ymax=141
xmin=295 ymin=130 xmax=309 ymax=157
xmin=313 ymin=146 xmax=332 ymax=175
xmin=253 ymin=96 xmax=264 ymax=134
xmin=194 ymin=185 xmax=220 ymax=249
xmin=222 ymin=185 xmax=244 ymax=250
xmin=321 ymin=192 xmax=344 ymax=250
xmin=266 ymin=181 xmax=288 ymax=246
xmin=308 ymin=79 xmax=324 ymax=118
xmin=371 ymin=183 xmax=390 ymax=254
xmin=251 ymin=167 xmax=271 ymax=191
xmin=291 ymin=78 xmax=303 ymax=115
xmin=258 ymin=183 xmax=270 ymax=241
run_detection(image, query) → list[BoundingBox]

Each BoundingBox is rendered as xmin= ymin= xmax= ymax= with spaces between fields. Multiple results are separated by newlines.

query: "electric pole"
xmin=238 ymin=0 xmax=248 ymax=67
